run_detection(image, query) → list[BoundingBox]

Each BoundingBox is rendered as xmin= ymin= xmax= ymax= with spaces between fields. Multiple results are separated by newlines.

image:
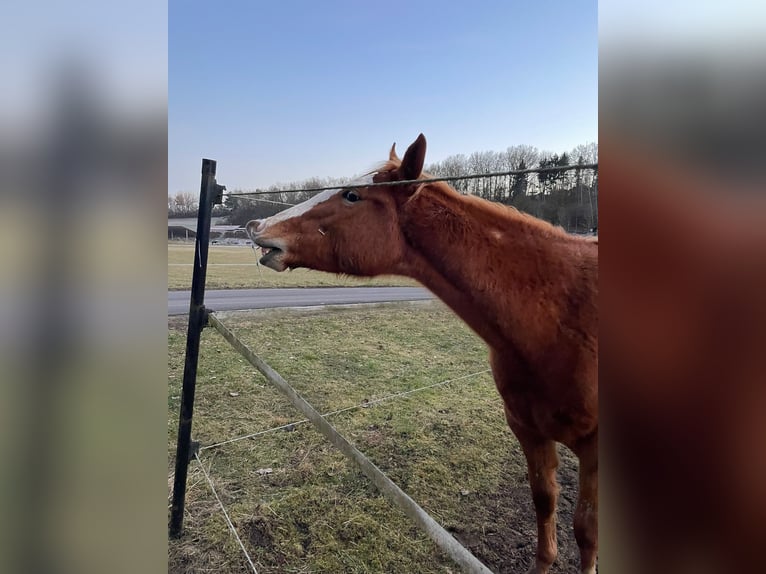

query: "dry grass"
xmin=167 ymin=303 xmax=581 ymax=573
xmin=168 ymin=242 xmax=416 ymax=290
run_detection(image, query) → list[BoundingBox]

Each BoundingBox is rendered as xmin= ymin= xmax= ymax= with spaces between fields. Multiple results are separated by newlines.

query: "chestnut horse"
xmin=246 ymin=134 xmax=598 ymax=573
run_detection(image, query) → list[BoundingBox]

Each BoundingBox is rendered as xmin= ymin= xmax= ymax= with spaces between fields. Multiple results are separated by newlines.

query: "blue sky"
xmin=169 ymin=0 xmax=596 ymax=194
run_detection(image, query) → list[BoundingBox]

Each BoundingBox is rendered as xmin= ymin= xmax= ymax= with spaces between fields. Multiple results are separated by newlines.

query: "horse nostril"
xmin=246 ymin=219 xmax=264 ymax=236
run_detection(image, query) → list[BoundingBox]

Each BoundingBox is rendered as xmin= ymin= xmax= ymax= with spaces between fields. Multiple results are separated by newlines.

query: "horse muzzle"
xmin=246 ymin=221 xmax=288 ymax=271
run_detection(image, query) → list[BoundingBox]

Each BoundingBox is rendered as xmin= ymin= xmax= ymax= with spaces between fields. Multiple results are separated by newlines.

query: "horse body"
xmin=393 ymin=179 xmax=598 ymax=448
xmin=247 ymin=134 xmax=598 ymax=573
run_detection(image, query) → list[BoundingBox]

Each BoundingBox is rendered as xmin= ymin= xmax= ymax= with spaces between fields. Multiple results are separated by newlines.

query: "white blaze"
xmin=261 ymin=173 xmax=374 ymax=230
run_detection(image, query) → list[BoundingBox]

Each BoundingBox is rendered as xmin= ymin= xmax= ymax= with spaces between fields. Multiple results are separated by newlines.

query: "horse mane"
xmin=374 ymin=158 xmax=583 ymax=242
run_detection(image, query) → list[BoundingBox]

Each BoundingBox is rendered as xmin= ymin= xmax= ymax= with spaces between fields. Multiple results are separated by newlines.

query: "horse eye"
xmin=343 ymin=190 xmax=360 ymax=203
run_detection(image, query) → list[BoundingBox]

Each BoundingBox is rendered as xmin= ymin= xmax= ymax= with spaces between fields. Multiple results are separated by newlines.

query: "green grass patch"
xmin=168 ymin=303 xmax=581 ymax=573
xmin=168 ymin=242 xmax=416 ymax=290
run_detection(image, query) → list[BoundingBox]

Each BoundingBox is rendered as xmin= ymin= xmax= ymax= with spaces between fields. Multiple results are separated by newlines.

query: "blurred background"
xmin=600 ymin=1 xmax=766 ymax=572
xmin=600 ymin=0 xmax=766 ymax=187
xmin=0 ymin=2 xmax=167 ymax=574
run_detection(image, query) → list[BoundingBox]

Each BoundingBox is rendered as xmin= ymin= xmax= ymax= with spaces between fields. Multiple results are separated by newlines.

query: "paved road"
xmin=168 ymin=287 xmax=434 ymax=316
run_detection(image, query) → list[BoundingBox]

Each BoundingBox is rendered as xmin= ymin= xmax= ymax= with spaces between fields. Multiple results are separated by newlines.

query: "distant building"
xmin=168 ymin=217 xmax=251 ymax=243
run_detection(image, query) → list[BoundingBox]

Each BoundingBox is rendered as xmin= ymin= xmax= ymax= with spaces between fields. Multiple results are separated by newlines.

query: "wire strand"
xmin=226 ymin=163 xmax=598 ymax=197
xmin=200 ymin=368 xmax=492 ymax=451
xmin=194 ymin=452 xmax=259 ymax=574
xmin=234 ymin=196 xmax=296 ymax=206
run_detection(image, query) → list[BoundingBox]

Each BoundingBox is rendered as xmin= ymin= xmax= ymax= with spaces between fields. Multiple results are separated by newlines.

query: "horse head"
xmin=246 ymin=134 xmax=427 ymax=276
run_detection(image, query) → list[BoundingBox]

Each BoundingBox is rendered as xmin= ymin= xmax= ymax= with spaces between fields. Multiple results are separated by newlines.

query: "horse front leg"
xmin=572 ymin=431 xmax=598 ymax=573
xmin=510 ymin=413 xmax=560 ymax=574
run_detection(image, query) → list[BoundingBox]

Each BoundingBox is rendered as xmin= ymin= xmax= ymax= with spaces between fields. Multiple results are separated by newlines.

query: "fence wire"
xmin=206 ymin=312 xmax=495 ymax=574
xmin=226 ymin=162 xmax=598 ymax=197
xmin=200 ymin=368 xmax=492 ymax=451
xmin=194 ymin=452 xmax=259 ymax=574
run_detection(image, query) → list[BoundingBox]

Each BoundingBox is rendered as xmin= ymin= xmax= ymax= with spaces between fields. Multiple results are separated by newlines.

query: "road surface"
xmin=168 ymin=287 xmax=434 ymax=316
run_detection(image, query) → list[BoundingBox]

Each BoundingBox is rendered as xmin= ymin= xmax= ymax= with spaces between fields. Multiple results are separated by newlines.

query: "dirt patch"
xmin=448 ymin=446 xmax=581 ymax=573
xmin=243 ymin=516 xmax=275 ymax=550
xmin=168 ymin=534 xmax=233 ymax=574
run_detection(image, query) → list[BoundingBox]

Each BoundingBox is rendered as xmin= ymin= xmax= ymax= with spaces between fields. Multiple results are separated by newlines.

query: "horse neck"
xmin=396 ymin=186 xmax=569 ymax=351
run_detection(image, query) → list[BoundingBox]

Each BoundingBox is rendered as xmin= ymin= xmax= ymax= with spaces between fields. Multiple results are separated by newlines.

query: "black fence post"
xmin=169 ymin=158 xmax=224 ymax=538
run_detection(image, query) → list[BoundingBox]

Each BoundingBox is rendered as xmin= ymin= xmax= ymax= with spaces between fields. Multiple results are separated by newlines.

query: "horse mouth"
xmin=255 ymin=241 xmax=286 ymax=270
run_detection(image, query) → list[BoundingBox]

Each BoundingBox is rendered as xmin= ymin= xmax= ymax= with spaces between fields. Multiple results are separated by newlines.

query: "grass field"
xmin=167 ymin=303 xmax=581 ymax=573
xmin=168 ymin=242 xmax=417 ymax=290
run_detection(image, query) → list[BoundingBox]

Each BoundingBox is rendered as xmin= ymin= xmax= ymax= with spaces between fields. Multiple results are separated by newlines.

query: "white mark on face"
xmin=260 ymin=173 xmax=374 ymax=230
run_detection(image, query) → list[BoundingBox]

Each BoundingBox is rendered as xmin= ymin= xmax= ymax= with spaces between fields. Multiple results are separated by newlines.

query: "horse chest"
xmin=495 ymin=375 xmax=595 ymax=445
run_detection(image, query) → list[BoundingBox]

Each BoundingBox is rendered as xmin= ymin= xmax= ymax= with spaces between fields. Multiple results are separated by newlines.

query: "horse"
xmin=246 ymin=134 xmax=598 ymax=574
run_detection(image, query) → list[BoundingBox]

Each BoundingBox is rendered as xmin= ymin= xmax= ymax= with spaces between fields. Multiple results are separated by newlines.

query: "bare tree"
xmin=168 ymin=191 xmax=199 ymax=217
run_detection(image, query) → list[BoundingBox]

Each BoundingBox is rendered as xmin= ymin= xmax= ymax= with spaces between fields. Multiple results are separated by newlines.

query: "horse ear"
xmin=389 ymin=143 xmax=399 ymax=162
xmin=400 ymin=133 xmax=426 ymax=181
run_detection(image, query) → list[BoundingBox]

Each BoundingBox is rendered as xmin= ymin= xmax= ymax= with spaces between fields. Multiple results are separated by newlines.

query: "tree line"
xmin=423 ymin=142 xmax=598 ymax=232
xmin=169 ymin=142 xmax=598 ymax=233
xmin=167 ymin=191 xmax=229 ymax=218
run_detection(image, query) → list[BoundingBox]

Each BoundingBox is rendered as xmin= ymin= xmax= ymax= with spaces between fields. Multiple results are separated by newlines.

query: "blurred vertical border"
xmin=600 ymin=2 xmax=766 ymax=572
xmin=0 ymin=2 xmax=167 ymax=574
